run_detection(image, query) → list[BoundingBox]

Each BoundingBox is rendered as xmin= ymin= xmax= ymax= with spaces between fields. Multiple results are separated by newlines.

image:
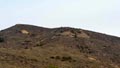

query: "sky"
xmin=0 ymin=0 xmax=120 ymax=37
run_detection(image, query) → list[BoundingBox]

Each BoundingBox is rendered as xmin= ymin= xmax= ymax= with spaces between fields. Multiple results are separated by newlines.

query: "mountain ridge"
xmin=1 ymin=24 xmax=120 ymax=38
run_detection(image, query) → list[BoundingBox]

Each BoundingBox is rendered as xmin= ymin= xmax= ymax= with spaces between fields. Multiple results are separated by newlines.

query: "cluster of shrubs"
xmin=50 ymin=56 xmax=76 ymax=62
xmin=77 ymin=45 xmax=93 ymax=54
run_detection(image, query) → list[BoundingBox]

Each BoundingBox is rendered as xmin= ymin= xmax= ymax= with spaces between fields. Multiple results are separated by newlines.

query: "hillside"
xmin=0 ymin=24 xmax=120 ymax=68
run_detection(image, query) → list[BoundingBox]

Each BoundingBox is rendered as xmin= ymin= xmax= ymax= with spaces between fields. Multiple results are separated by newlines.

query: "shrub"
xmin=0 ymin=37 xmax=4 ymax=42
xmin=55 ymin=56 xmax=60 ymax=60
xmin=50 ymin=56 xmax=55 ymax=59
xmin=50 ymin=56 xmax=60 ymax=60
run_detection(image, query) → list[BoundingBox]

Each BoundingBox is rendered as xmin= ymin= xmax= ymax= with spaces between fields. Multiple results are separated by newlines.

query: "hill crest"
xmin=0 ymin=24 xmax=120 ymax=68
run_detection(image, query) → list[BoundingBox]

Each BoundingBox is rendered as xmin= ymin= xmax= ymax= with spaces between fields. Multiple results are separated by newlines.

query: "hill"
xmin=0 ymin=24 xmax=120 ymax=68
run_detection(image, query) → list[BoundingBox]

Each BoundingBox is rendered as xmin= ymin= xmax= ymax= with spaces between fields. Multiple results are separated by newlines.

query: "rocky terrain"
xmin=0 ymin=24 xmax=120 ymax=68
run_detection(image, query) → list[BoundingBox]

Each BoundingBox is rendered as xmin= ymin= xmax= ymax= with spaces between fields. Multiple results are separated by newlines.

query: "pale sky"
xmin=0 ymin=0 xmax=120 ymax=37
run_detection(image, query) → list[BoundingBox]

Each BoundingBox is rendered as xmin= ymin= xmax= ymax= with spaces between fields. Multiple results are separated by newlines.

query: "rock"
xmin=21 ymin=30 xmax=29 ymax=34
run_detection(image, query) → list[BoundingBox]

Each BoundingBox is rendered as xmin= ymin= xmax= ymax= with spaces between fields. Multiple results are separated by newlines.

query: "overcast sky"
xmin=0 ymin=0 xmax=120 ymax=37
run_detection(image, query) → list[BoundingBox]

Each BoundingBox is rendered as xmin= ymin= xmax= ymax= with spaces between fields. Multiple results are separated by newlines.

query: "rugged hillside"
xmin=0 ymin=24 xmax=120 ymax=68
